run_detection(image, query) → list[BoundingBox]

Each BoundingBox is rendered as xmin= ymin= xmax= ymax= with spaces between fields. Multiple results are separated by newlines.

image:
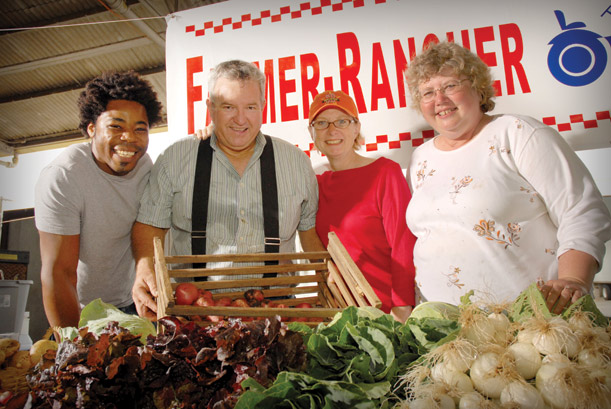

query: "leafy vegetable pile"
xmin=234 ymin=306 xmax=422 ymax=409
xmin=28 ymin=316 xmax=306 ymax=408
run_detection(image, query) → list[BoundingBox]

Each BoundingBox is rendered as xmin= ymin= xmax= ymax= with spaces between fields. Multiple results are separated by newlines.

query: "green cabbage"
xmin=409 ymin=301 xmax=460 ymax=321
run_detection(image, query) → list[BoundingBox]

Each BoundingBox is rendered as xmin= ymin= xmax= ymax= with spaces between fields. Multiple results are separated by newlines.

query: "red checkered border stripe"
xmin=185 ymin=0 xmax=386 ymax=37
xmin=299 ymin=129 xmax=435 ymax=157
xmin=297 ymin=110 xmax=611 ymax=156
xmin=542 ymin=110 xmax=611 ymax=132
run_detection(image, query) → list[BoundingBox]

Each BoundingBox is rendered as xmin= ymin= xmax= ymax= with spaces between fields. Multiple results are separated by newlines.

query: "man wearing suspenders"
xmin=131 ymin=60 xmax=325 ymax=320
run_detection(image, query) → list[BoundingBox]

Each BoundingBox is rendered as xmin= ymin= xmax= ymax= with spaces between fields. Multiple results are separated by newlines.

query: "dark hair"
xmin=77 ymin=70 xmax=163 ymax=137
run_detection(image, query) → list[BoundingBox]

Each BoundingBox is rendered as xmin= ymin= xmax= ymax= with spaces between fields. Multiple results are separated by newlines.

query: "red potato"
xmin=244 ymin=289 xmax=265 ymax=307
xmin=216 ymin=297 xmax=232 ymax=306
xmin=198 ymin=289 xmax=214 ymax=301
xmin=175 ymin=283 xmax=199 ymax=305
xmin=231 ymin=298 xmax=249 ymax=308
xmin=194 ymin=296 xmax=215 ymax=307
xmin=293 ymin=302 xmax=315 ymax=322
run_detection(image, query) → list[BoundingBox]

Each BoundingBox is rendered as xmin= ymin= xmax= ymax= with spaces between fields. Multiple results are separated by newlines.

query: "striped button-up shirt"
xmin=137 ymin=132 xmax=318 ymax=279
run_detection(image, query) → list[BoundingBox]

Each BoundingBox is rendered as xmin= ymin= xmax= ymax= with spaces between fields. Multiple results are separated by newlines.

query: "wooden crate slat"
xmin=173 ymin=274 xmax=322 ymax=291
xmin=201 ymin=285 xmax=320 ymax=301
xmin=327 ymin=232 xmax=382 ymax=308
xmin=166 ymin=251 xmax=330 ymax=264
xmin=154 ymin=237 xmax=174 ymax=321
xmin=168 ymin=262 xmax=327 ymax=278
xmin=327 ymin=260 xmax=357 ymax=307
xmin=167 ymin=305 xmax=341 ymax=318
xmin=318 ymin=281 xmax=340 ymax=308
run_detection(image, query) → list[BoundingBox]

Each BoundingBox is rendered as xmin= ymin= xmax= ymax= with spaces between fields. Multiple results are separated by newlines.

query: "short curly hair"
xmin=77 ymin=70 xmax=163 ymax=137
xmin=405 ymin=41 xmax=496 ymax=113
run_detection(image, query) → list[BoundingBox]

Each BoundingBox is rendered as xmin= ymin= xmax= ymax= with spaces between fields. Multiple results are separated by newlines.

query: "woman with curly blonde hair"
xmin=404 ymin=41 xmax=610 ymax=313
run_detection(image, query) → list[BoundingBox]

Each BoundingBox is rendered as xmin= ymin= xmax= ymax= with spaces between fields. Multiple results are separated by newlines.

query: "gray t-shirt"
xmin=34 ymin=142 xmax=152 ymax=308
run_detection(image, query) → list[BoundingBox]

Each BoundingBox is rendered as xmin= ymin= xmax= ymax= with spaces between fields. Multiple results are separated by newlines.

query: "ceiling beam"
xmin=0 ymin=37 xmax=153 ymax=76
xmin=106 ymin=0 xmax=166 ymax=48
xmin=0 ymin=65 xmax=166 ymax=104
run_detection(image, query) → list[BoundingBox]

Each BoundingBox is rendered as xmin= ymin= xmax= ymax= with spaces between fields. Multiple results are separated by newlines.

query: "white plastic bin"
xmin=0 ymin=280 xmax=33 ymax=335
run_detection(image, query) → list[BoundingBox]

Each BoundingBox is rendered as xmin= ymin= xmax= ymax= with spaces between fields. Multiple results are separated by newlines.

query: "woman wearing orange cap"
xmin=308 ymin=90 xmax=416 ymax=322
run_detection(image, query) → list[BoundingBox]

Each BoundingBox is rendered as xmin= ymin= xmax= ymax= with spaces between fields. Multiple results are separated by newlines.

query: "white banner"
xmin=165 ymin=0 xmax=611 ymax=171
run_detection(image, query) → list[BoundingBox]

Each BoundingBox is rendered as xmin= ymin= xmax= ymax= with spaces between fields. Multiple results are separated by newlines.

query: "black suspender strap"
xmin=191 ymin=139 xmax=213 ymax=276
xmin=260 ymin=135 xmax=280 ymax=276
xmin=191 ymin=135 xmax=280 ymax=280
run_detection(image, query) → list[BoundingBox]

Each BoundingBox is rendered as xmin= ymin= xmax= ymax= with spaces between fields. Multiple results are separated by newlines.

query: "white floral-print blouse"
xmin=406 ymin=114 xmax=611 ymax=305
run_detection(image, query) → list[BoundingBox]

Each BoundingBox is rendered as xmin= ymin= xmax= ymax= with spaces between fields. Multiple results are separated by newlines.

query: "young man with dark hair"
xmin=35 ymin=71 xmax=162 ymax=327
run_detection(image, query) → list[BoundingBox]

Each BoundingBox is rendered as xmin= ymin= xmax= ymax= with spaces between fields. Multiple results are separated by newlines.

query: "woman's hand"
xmin=537 ymin=278 xmax=589 ymax=314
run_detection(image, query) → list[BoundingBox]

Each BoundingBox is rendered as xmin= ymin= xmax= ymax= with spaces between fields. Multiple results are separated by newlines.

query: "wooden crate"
xmin=154 ymin=232 xmax=381 ymax=325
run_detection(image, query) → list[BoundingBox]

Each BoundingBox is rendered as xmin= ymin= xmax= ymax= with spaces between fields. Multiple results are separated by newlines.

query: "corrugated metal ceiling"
xmin=0 ymin=0 xmax=226 ymax=155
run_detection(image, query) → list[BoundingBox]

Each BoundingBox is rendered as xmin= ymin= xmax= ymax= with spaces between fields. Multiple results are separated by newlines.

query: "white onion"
xmin=408 ymin=395 xmax=455 ymax=409
xmin=430 ymin=361 xmax=450 ymax=384
xmin=444 ymin=370 xmax=474 ymax=404
xmin=462 ymin=315 xmax=498 ymax=346
xmin=444 ymin=340 xmax=477 ymax=374
xmin=469 ymin=352 xmax=510 ymax=399
xmin=458 ymin=391 xmax=488 ymax=409
xmin=516 ymin=327 xmax=535 ymax=345
xmin=427 ymin=338 xmax=477 ymax=375
xmin=536 ymin=362 xmax=587 ymax=409
xmin=488 ymin=312 xmax=511 ymax=344
xmin=458 ymin=391 xmax=498 ymax=409
xmin=592 ymin=326 xmax=611 ymax=343
xmin=531 ymin=316 xmax=577 ymax=357
xmin=577 ymin=348 xmax=608 ymax=369
xmin=500 ymin=380 xmax=545 ymax=409
xmin=561 ymin=331 xmax=581 ymax=358
xmin=541 ymin=353 xmax=570 ymax=365
xmin=567 ymin=310 xmax=595 ymax=332
xmin=590 ymin=366 xmax=611 ymax=393
xmin=507 ymin=342 xmax=542 ymax=380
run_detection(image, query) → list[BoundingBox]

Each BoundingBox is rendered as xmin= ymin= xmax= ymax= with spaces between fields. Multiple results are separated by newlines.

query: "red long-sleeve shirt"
xmin=316 ymin=157 xmax=416 ymax=312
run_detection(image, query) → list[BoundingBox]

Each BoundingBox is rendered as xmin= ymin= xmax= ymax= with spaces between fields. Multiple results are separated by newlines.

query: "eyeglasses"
xmin=419 ymin=79 xmax=470 ymax=103
xmin=310 ymin=118 xmax=357 ymax=130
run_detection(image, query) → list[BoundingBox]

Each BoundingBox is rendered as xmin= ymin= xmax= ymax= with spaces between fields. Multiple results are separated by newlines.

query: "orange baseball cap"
xmin=309 ymin=90 xmax=358 ymax=124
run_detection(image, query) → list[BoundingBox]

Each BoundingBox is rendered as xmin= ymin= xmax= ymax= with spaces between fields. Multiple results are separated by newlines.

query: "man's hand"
xmin=131 ymin=222 xmax=168 ymax=321
xmin=132 ymin=267 xmax=158 ymax=320
xmin=193 ymin=123 xmax=213 ymax=141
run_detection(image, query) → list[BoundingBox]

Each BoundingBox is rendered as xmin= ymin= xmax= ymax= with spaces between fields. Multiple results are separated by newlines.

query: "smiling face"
xmin=87 ymin=99 xmax=149 ymax=176
xmin=309 ymin=108 xmax=361 ymax=161
xmin=418 ymin=72 xmax=484 ymax=148
xmin=207 ymin=77 xmax=263 ymax=156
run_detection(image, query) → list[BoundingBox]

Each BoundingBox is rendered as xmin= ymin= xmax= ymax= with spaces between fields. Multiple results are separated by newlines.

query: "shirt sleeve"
xmin=136 ymin=150 xmax=175 ymax=229
xmin=297 ymin=150 xmax=319 ymax=232
xmin=513 ymin=119 xmax=611 ymax=267
xmin=34 ymin=165 xmax=82 ymax=235
xmin=379 ymin=162 xmax=416 ymax=307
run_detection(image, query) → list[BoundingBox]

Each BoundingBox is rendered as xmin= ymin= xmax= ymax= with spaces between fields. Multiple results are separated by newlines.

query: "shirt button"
xmin=240 ymin=209 xmax=245 ymax=215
